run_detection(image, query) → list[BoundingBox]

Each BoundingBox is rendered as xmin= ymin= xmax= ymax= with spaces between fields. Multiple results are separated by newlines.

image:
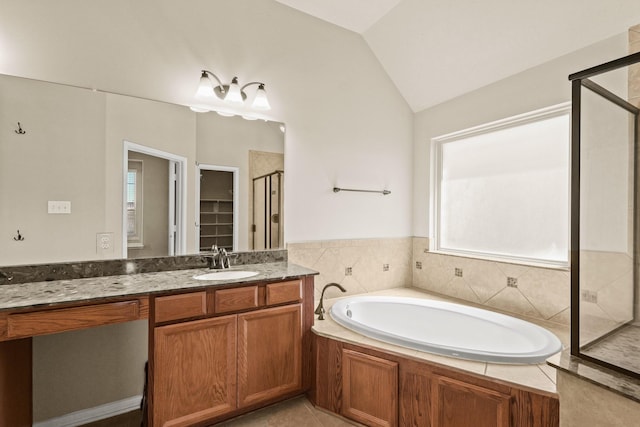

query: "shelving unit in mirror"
xmin=199 ymin=199 xmax=234 ymax=251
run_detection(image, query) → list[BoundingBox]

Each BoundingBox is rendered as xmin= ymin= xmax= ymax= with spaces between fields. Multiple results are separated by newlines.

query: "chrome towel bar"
xmin=333 ymin=187 xmax=390 ymax=195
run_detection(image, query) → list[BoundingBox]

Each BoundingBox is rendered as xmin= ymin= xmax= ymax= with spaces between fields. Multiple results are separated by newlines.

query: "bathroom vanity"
xmin=0 ymin=262 xmax=317 ymax=427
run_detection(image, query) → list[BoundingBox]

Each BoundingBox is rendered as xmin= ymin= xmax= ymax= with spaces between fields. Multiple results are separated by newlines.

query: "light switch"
xmin=48 ymin=201 xmax=71 ymax=214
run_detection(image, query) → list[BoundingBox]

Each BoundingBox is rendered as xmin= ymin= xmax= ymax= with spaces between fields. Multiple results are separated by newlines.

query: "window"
xmin=127 ymin=160 xmax=143 ymax=247
xmin=430 ymin=103 xmax=570 ymax=266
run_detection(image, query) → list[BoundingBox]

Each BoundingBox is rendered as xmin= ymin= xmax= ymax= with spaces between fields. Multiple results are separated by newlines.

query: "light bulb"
xmin=224 ymin=77 xmax=244 ymax=106
xmin=194 ymin=72 xmax=214 ymax=99
xmin=251 ymin=84 xmax=271 ymax=110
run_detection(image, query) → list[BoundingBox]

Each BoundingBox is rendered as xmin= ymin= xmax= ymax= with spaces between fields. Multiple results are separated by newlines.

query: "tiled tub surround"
xmin=314 ymin=288 xmax=568 ymax=394
xmin=287 ymin=238 xmax=412 ymax=300
xmin=412 ymin=237 xmax=572 ymax=325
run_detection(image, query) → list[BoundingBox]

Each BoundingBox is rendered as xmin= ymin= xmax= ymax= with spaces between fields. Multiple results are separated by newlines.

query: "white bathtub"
xmin=329 ymin=296 xmax=562 ymax=364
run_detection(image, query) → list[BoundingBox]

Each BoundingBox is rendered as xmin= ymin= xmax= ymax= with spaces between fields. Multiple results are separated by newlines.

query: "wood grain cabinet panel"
xmin=314 ymin=337 xmax=558 ymax=427
xmin=432 ymin=375 xmax=510 ymax=427
xmin=0 ymin=338 xmax=32 ymax=427
xmin=154 ymin=291 xmax=206 ymax=323
xmin=342 ymin=349 xmax=398 ymax=427
xmin=215 ymin=286 xmax=259 ymax=314
xmin=237 ymin=304 xmax=302 ymax=408
xmin=153 ymin=315 xmax=237 ymax=427
xmin=7 ymin=300 xmax=140 ymax=339
xmin=266 ymin=280 xmax=302 ymax=305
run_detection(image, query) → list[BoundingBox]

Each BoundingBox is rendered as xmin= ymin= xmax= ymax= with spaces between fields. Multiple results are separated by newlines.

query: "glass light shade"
xmin=189 ymin=106 xmax=210 ymax=113
xmin=251 ymin=84 xmax=271 ymax=110
xmin=224 ymin=78 xmax=244 ymax=106
xmin=195 ymin=74 xmax=215 ymax=99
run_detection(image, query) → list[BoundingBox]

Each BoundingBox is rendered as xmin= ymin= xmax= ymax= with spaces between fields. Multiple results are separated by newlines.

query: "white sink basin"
xmin=193 ymin=270 xmax=259 ymax=281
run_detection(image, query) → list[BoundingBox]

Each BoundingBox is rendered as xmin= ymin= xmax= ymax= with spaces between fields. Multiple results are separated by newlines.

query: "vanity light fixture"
xmin=195 ymin=70 xmax=271 ymax=111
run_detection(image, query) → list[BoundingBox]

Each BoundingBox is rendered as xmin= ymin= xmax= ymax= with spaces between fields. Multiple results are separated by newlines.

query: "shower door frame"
xmin=252 ymin=170 xmax=283 ymax=250
xmin=570 ymin=51 xmax=640 ymax=379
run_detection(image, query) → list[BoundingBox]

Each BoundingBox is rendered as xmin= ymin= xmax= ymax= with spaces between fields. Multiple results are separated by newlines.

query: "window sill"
xmin=428 ymin=248 xmax=570 ymax=271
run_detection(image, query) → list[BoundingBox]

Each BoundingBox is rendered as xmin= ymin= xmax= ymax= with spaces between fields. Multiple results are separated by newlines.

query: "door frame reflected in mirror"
xmin=122 ymin=141 xmax=187 ymax=258
xmin=196 ymin=164 xmax=240 ymax=253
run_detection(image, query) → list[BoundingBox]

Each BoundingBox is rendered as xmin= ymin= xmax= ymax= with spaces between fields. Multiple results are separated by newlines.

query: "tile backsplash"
xmin=289 ymin=236 xmax=573 ymax=325
xmin=412 ymin=237 xmax=571 ymax=325
xmin=287 ymin=238 xmax=412 ymax=301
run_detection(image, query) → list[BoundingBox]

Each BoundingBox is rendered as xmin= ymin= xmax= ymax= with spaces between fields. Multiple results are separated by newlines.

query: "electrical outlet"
xmin=48 ymin=200 xmax=71 ymax=214
xmin=96 ymin=232 xmax=114 ymax=256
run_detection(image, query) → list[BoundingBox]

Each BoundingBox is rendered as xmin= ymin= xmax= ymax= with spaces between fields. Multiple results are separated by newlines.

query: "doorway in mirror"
xmin=123 ymin=142 xmax=186 ymax=259
xmin=197 ymin=165 xmax=239 ymax=252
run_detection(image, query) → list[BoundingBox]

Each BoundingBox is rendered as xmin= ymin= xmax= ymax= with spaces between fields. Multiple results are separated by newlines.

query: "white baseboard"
xmin=33 ymin=395 xmax=142 ymax=427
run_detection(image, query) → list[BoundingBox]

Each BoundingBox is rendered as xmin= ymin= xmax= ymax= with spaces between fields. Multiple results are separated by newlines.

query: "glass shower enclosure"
xmin=571 ymin=51 xmax=640 ymax=378
xmin=252 ymin=170 xmax=283 ymax=250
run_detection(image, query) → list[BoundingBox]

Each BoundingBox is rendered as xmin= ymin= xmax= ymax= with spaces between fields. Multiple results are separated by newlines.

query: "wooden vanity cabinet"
xmin=238 ymin=304 xmax=302 ymax=408
xmin=149 ymin=277 xmax=312 ymax=427
xmin=314 ymin=336 xmax=559 ymax=427
xmin=153 ymin=315 xmax=237 ymax=427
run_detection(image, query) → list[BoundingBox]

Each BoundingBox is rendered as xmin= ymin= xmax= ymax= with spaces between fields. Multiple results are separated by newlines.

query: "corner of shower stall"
xmin=570 ymin=50 xmax=640 ymax=378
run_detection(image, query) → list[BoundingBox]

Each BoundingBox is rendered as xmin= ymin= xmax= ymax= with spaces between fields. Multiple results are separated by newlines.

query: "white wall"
xmin=0 ymin=0 xmax=415 ymax=247
xmin=413 ymin=33 xmax=630 ymax=237
xmin=0 ymin=0 xmax=413 ymax=420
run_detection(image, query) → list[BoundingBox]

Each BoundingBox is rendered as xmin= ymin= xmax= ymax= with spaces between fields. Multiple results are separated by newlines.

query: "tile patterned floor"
xmin=80 ymin=396 xmax=357 ymax=427
xmin=214 ymin=396 xmax=358 ymax=426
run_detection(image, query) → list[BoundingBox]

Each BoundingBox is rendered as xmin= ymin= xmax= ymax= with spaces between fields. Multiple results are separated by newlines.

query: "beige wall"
xmin=0 ymin=76 xmax=106 ymax=265
xmin=33 ymin=321 xmax=148 ymax=422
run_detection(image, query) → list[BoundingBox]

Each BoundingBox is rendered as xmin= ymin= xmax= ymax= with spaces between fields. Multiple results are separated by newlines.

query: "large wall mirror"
xmin=0 ymin=73 xmax=285 ymax=267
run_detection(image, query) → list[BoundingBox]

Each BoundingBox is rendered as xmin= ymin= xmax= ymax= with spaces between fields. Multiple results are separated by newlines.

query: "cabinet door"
xmin=153 ymin=315 xmax=237 ymax=427
xmin=237 ymin=304 xmax=302 ymax=408
xmin=432 ymin=375 xmax=510 ymax=427
xmin=342 ymin=349 xmax=398 ymax=427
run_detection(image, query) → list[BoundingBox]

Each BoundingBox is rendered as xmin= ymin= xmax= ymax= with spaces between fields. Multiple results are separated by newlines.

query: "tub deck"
xmin=312 ymin=287 xmax=570 ymax=393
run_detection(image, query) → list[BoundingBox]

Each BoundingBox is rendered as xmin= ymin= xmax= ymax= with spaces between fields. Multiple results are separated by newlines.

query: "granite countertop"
xmin=313 ymin=287 xmax=570 ymax=394
xmin=548 ymin=349 xmax=640 ymax=403
xmin=0 ymin=262 xmax=317 ymax=312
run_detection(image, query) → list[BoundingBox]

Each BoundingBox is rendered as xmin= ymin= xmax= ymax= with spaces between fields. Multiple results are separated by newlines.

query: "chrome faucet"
xmin=218 ymin=248 xmax=231 ymax=269
xmin=204 ymin=245 xmax=233 ymax=269
xmin=314 ymin=282 xmax=347 ymax=320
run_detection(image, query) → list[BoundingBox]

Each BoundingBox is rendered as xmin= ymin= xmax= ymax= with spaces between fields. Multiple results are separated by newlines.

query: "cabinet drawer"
xmin=155 ymin=291 xmax=207 ymax=323
xmin=266 ymin=280 xmax=302 ymax=306
xmin=7 ymin=300 xmax=141 ymax=338
xmin=215 ymin=286 xmax=259 ymax=314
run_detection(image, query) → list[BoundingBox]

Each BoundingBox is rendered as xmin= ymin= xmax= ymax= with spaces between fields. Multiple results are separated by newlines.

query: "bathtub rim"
xmin=329 ymin=295 xmax=563 ymax=365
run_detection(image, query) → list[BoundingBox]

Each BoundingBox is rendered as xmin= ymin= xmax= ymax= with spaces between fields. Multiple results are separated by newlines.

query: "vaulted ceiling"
xmin=276 ymin=0 xmax=640 ymax=112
